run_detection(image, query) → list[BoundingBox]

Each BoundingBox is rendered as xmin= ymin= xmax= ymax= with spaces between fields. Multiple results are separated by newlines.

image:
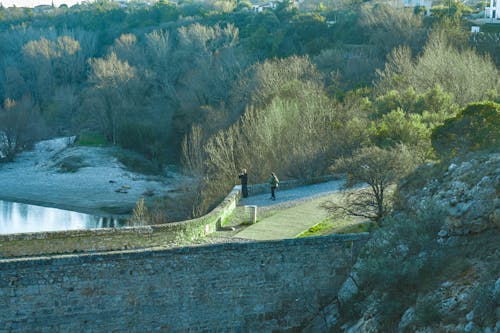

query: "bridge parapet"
xmin=0 ymin=187 xmax=240 ymax=258
xmin=0 ymin=175 xmax=342 ymax=258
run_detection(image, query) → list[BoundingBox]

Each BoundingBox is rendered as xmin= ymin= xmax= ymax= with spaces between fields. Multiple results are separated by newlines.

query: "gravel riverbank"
xmin=0 ymin=138 xmax=186 ymax=217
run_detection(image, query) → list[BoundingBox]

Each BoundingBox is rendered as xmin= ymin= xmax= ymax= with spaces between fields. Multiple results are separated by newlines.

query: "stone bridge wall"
xmin=0 ymin=234 xmax=369 ymax=332
xmin=0 ymin=176 xmax=341 ymax=259
xmin=0 ymin=187 xmax=241 ymax=258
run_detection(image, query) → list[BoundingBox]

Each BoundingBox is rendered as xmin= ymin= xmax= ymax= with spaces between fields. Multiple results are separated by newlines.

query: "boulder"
xmin=398 ymin=307 xmax=415 ymax=332
xmin=338 ymin=274 xmax=359 ymax=306
xmin=344 ymin=316 xmax=378 ymax=333
xmin=301 ymin=301 xmax=340 ymax=333
xmin=494 ymin=278 xmax=500 ymax=299
xmin=466 ymin=310 xmax=474 ymax=321
xmin=438 ymin=229 xmax=449 ymax=238
xmin=464 ymin=321 xmax=477 ymax=333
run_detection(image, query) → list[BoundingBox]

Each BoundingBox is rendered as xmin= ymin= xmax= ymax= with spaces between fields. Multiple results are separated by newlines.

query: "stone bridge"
xmin=0 ymin=178 xmax=369 ymax=332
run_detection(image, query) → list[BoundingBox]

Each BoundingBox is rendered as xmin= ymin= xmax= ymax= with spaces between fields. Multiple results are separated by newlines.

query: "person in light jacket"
xmin=268 ymin=172 xmax=279 ymax=200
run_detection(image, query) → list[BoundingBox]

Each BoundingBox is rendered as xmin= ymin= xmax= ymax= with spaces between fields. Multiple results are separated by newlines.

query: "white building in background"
xmin=252 ymin=2 xmax=276 ymax=12
xmin=33 ymin=4 xmax=54 ymax=13
xmin=403 ymin=0 xmax=432 ymax=15
xmin=485 ymin=0 xmax=499 ymax=19
xmin=388 ymin=0 xmax=432 ymax=15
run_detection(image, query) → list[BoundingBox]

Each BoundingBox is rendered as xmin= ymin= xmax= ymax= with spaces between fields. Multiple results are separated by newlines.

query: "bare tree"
xmin=322 ymin=145 xmax=418 ymax=224
xmin=0 ymin=96 xmax=43 ymax=161
xmin=181 ymin=124 xmax=205 ymax=177
xmin=360 ymin=3 xmax=427 ymax=56
xmin=86 ymin=52 xmax=138 ymax=144
xmin=174 ymin=23 xmax=243 ymax=118
xmin=235 ymin=55 xmax=324 ymax=111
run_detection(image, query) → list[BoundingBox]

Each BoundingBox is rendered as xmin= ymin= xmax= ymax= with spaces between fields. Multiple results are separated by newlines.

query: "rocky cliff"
xmin=305 ymin=151 xmax=499 ymax=333
xmin=400 ymin=152 xmax=499 ymax=236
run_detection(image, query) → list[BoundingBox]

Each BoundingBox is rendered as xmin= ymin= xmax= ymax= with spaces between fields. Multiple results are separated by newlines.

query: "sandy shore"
xmin=0 ymin=138 xmax=185 ymax=217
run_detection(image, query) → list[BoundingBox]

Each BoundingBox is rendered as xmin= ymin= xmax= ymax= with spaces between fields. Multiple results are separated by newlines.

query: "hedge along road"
xmin=235 ymin=180 xmax=345 ymax=240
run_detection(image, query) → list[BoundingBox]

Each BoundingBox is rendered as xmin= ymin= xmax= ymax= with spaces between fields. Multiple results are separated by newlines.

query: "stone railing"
xmin=0 ymin=175 xmax=341 ymax=258
xmin=0 ymin=187 xmax=240 ymax=258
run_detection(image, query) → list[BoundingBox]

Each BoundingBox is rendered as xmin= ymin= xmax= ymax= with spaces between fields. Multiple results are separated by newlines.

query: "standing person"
xmin=268 ymin=172 xmax=279 ymax=200
xmin=238 ymin=168 xmax=248 ymax=198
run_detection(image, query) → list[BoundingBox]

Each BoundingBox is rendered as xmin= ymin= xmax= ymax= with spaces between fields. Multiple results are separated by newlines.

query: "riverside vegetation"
xmin=0 ymin=0 xmax=498 ymax=217
xmin=0 ymin=0 xmax=499 ymax=331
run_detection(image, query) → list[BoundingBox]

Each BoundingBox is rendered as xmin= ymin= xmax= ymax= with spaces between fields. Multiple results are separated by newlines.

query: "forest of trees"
xmin=0 ymin=0 xmax=499 ymax=217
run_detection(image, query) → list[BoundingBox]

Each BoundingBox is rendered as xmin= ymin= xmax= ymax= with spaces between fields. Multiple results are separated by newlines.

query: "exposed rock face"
xmin=301 ymin=301 xmax=340 ymax=332
xmin=344 ymin=316 xmax=379 ymax=333
xmin=401 ymin=153 xmax=500 ymax=235
xmin=305 ymin=152 xmax=499 ymax=333
xmin=495 ymin=277 xmax=500 ymax=299
xmin=398 ymin=307 xmax=415 ymax=332
xmin=338 ymin=272 xmax=360 ymax=306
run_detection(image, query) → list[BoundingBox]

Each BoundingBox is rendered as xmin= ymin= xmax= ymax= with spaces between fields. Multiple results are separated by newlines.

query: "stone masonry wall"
xmin=0 ymin=177 xmax=341 ymax=259
xmin=0 ymin=234 xmax=369 ymax=332
xmin=0 ymin=187 xmax=240 ymax=258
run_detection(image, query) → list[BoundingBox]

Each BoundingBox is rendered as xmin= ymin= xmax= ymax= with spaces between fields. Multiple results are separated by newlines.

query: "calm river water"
xmin=0 ymin=200 xmax=127 ymax=234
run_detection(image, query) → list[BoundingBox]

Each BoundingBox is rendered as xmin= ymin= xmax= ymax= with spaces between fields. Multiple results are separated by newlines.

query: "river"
xmin=0 ymin=200 xmax=127 ymax=234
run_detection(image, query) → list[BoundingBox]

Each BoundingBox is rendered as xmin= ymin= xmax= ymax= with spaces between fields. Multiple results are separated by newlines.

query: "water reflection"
xmin=0 ymin=200 xmax=128 ymax=234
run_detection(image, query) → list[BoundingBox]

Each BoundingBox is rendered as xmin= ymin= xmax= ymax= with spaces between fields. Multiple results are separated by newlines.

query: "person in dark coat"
xmin=238 ymin=168 xmax=248 ymax=198
xmin=268 ymin=172 xmax=279 ymax=200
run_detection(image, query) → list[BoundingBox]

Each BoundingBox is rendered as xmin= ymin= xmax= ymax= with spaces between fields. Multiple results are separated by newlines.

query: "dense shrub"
xmin=55 ymin=155 xmax=87 ymax=173
xmin=376 ymin=30 xmax=499 ymax=106
xmin=76 ymin=130 xmax=107 ymax=147
xmin=470 ymin=281 xmax=499 ymax=328
xmin=352 ymin=207 xmax=449 ymax=329
xmin=118 ymin=122 xmax=167 ymax=165
xmin=431 ymin=101 xmax=500 ymax=158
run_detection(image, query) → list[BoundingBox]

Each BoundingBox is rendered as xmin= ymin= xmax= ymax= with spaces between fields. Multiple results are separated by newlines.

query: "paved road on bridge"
xmin=235 ymin=180 xmax=344 ymax=240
